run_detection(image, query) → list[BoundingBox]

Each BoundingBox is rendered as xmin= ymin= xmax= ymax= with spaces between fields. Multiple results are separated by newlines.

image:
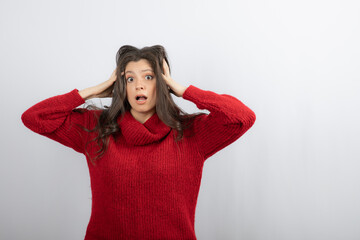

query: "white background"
xmin=1 ymin=0 xmax=360 ymax=239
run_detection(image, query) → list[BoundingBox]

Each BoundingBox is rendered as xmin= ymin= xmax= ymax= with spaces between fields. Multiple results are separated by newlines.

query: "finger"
xmin=162 ymin=59 xmax=170 ymax=76
xmin=161 ymin=73 xmax=169 ymax=83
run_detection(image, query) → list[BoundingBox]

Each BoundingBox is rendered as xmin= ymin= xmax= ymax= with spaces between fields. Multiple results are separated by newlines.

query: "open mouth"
xmin=136 ymin=95 xmax=148 ymax=101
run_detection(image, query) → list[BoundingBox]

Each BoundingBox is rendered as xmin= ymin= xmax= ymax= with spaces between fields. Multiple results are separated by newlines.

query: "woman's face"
xmin=125 ymin=59 xmax=157 ymax=123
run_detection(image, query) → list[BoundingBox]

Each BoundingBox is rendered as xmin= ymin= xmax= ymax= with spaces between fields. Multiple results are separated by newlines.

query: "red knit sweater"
xmin=21 ymin=85 xmax=256 ymax=240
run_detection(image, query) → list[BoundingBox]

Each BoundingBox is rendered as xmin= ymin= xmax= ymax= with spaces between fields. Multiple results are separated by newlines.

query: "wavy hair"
xmin=74 ymin=45 xmax=205 ymax=166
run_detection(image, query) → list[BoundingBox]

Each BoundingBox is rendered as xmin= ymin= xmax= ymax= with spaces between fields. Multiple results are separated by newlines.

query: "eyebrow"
xmin=125 ymin=69 xmax=154 ymax=74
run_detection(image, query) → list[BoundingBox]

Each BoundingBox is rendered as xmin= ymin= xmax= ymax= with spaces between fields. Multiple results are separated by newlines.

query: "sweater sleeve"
xmin=21 ymin=89 xmax=94 ymax=154
xmin=182 ymin=85 xmax=256 ymax=160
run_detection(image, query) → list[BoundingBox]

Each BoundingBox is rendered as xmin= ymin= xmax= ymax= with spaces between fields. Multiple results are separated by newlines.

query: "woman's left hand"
xmin=161 ymin=59 xmax=188 ymax=98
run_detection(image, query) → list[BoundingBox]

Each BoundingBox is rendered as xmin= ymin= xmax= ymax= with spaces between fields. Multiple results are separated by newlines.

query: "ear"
xmin=116 ymin=68 xmax=125 ymax=82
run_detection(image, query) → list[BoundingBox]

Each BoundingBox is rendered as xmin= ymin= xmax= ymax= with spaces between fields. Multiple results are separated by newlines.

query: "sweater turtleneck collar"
xmin=117 ymin=110 xmax=172 ymax=146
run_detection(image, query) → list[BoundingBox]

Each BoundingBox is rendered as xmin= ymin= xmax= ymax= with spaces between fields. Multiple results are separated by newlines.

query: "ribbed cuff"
xmin=182 ymin=85 xmax=201 ymax=102
xmin=63 ymin=88 xmax=86 ymax=109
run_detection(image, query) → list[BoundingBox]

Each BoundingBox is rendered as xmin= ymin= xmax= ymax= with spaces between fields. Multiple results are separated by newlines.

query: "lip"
xmin=135 ymin=94 xmax=148 ymax=99
xmin=135 ymin=94 xmax=148 ymax=105
xmin=135 ymin=98 xmax=147 ymax=105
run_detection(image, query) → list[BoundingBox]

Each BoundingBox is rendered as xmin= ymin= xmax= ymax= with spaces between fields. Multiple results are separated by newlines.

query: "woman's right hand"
xmin=79 ymin=68 xmax=124 ymax=100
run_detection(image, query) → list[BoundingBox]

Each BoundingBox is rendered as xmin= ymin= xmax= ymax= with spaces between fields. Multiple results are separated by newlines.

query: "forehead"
xmin=125 ymin=59 xmax=153 ymax=72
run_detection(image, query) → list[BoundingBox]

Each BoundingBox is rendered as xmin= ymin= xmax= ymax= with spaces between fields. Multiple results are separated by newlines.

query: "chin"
xmin=131 ymin=106 xmax=156 ymax=113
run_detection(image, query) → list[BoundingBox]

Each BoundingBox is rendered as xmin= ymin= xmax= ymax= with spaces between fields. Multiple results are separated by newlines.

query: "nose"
xmin=135 ymin=80 xmax=145 ymax=90
xmin=135 ymin=85 xmax=144 ymax=90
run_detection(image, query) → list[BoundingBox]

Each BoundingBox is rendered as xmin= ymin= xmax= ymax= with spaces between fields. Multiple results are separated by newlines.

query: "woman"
xmin=21 ymin=45 xmax=256 ymax=240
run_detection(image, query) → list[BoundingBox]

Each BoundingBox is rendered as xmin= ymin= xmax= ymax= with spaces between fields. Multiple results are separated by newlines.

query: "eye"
xmin=145 ymin=75 xmax=153 ymax=80
xmin=126 ymin=77 xmax=134 ymax=82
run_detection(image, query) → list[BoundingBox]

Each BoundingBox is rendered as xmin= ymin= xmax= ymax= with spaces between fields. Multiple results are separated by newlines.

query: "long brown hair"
xmin=74 ymin=45 xmax=205 ymax=166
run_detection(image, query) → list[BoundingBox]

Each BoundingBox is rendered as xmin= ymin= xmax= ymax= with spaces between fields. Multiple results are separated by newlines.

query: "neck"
xmin=130 ymin=109 xmax=156 ymax=124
